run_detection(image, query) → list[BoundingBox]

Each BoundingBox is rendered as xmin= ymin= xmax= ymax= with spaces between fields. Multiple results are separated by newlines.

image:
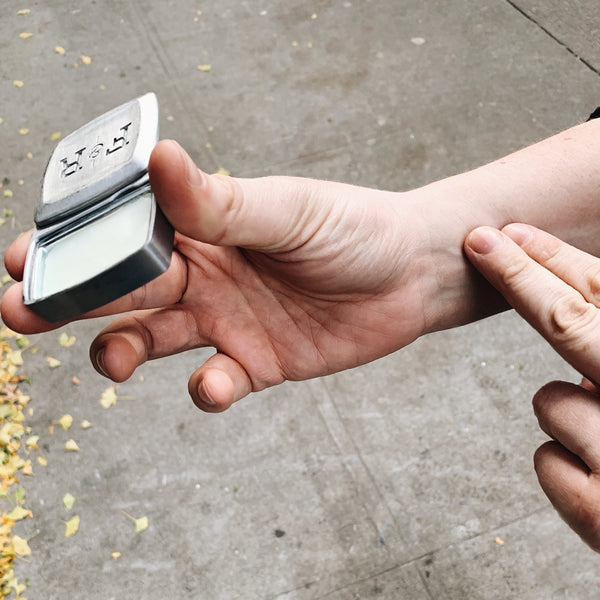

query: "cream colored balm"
xmin=38 ymin=193 xmax=152 ymax=298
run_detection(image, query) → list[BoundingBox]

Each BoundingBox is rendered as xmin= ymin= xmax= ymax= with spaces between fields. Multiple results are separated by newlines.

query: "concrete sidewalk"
xmin=1 ymin=1 xmax=600 ymax=598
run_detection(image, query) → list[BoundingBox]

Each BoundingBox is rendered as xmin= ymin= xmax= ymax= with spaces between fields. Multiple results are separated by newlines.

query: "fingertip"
xmin=0 ymin=283 xmax=61 ymax=334
xmin=90 ymin=335 xmax=139 ymax=382
xmin=501 ymin=223 xmax=533 ymax=246
xmin=189 ymin=368 xmax=235 ymax=413
xmin=4 ymin=230 xmax=32 ymax=281
xmin=464 ymin=226 xmax=504 ymax=256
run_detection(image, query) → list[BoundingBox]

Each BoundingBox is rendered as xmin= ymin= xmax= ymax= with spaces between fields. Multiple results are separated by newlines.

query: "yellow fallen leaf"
xmin=135 ymin=516 xmax=148 ymax=533
xmin=80 ymin=55 xmax=92 ymax=65
xmin=216 ymin=167 xmax=230 ymax=176
xmin=7 ymin=506 xmax=30 ymax=521
xmin=12 ymin=536 xmax=31 ymax=557
xmin=80 ymin=420 xmax=92 ymax=429
xmin=495 ymin=537 xmax=505 ymax=546
xmin=197 ymin=64 xmax=211 ymax=72
xmin=63 ymin=492 xmax=75 ymax=510
xmin=58 ymin=414 xmax=73 ymax=430
xmin=71 ymin=376 xmax=81 ymax=386
xmin=22 ymin=459 xmax=33 ymax=475
xmin=100 ymin=386 xmax=117 ymax=409
xmin=54 ymin=45 xmax=66 ymax=55
xmin=49 ymin=131 xmax=62 ymax=142
xmin=111 ymin=551 xmax=121 ymax=559
xmin=58 ymin=332 xmax=75 ymax=347
xmin=17 ymin=9 xmax=31 ymax=15
xmin=37 ymin=456 xmax=47 ymax=467
xmin=18 ymin=128 xmax=29 ymax=135
xmin=64 ymin=439 xmax=80 ymax=452
xmin=64 ymin=515 xmax=79 ymax=537
xmin=13 ymin=81 xmax=24 ymax=88
xmin=3 ymin=190 xmax=13 ymax=198
xmin=46 ymin=356 xmax=61 ymax=368
xmin=19 ymin=32 xmax=33 ymax=39
xmin=0 ymin=117 xmax=3 ymax=125
xmin=26 ymin=152 xmax=33 ymax=159
xmin=25 ymin=435 xmax=38 ymax=449
xmin=121 ymin=510 xmax=148 ymax=533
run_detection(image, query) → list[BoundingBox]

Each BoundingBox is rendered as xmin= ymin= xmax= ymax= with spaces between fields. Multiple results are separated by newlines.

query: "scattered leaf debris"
xmin=80 ymin=55 xmax=92 ymax=65
xmin=63 ymin=515 xmax=79 ymax=537
xmin=11 ymin=536 xmax=30 ymax=558
xmin=121 ymin=511 xmax=148 ymax=534
xmin=46 ymin=357 xmax=61 ymax=369
xmin=64 ymin=439 xmax=80 ymax=452
xmin=57 ymin=333 xmax=75 ymax=348
xmin=53 ymin=45 xmax=66 ymax=55
xmin=57 ymin=414 xmax=72 ymax=431
xmin=197 ymin=64 xmax=211 ymax=72
xmin=18 ymin=33 xmax=33 ymax=39
xmin=100 ymin=386 xmax=117 ymax=409
xmin=62 ymin=493 xmax=75 ymax=511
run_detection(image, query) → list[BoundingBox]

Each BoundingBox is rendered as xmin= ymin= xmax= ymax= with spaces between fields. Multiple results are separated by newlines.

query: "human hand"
xmin=2 ymin=140 xmax=444 ymax=412
xmin=464 ymin=223 xmax=600 ymax=552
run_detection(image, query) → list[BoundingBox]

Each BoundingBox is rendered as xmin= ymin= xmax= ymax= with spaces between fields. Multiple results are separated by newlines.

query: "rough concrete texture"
xmin=1 ymin=1 xmax=600 ymax=599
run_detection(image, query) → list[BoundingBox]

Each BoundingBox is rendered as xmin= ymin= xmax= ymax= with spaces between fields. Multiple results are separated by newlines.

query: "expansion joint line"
xmin=505 ymin=0 xmax=600 ymax=77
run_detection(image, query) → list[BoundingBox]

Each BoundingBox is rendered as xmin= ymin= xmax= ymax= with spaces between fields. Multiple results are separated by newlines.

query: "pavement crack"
xmin=504 ymin=0 xmax=600 ymax=77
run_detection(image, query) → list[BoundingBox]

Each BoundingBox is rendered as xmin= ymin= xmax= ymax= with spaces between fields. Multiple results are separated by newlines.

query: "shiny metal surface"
xmin=36 ymin=92 xmax=158 ymax=227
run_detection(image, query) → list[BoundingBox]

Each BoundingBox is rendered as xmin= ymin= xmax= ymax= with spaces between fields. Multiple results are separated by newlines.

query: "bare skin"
xmin=465 ymin=224 xmax=600 ymax=552
xmin=3 ymin=118 xmax=600 ymax=415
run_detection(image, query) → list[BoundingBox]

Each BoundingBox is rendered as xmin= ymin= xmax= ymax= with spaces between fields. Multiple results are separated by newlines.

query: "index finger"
xmin=464 ymin=225 xmax=600 ymax=382
xmin=4 ymin=230 xmax=32 ymax=282
xmin=0 ymin=243 xmax=188 ymax=334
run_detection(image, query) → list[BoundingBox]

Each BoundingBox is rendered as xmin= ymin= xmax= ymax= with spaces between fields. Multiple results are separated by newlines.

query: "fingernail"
xmin=468 ymin=227 xmax=503 ymax=255
xmin=199 ymin=379 xmax=216 ymax=406
xmin=94 ymin=349 xmax=109 ymax=378
xmin=502 ymin=223 xmax=532 ymax=246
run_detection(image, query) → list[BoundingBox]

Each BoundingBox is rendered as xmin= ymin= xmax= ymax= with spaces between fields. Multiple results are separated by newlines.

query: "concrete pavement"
xmin=1 ymin=1 xmax=600 ymax=598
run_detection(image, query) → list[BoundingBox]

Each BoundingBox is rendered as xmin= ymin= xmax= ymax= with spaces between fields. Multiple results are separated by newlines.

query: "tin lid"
xmin=35 ymin=92 xmax=159 ymax=228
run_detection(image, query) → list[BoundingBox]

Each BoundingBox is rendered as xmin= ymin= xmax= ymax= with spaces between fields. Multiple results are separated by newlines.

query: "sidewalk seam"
xmin=505 ymin=0 xmax=600 ymax=77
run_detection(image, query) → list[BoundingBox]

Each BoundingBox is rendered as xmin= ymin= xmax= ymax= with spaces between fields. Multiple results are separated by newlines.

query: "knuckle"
xmin=498 ymin=258 xmax=530 ymax=290
xmin=547 ymin=294 xmax=598 ymax=341
xmin=584 ymin=263 xmax=600 ymax=303
xmin=209 ymin=173 xmax=244 ymax=245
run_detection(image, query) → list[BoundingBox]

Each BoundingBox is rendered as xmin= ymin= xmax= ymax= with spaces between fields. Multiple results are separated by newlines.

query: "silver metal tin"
xmin=23 ymin=93 xmax=173 ymax=322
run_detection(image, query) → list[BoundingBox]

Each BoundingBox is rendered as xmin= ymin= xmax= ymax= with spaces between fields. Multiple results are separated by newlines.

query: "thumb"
xmin=148 ymin=139 xmax=315 ymax=251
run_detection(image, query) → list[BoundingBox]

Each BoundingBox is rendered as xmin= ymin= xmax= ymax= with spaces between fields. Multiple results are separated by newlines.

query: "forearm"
xmin=406 ymin=117 xmax=600 ymax=333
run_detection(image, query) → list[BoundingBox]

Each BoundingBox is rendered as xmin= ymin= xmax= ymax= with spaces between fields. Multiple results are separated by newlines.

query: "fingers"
xmin=0 ymin=247 xmax=188 ymax=334
xmin=533 ymin=381 xmax=600 ymax=472
xmin=533 ymin=439 xmax=600 ymax=551
xmin=89 ymin=306 xmax=204 ymax=382
xmin=91 ymin=310 xmax=254 ymax=412
xmin=148 ymin=139 xmax=333 ymax=252
xmin=188 ymin=353 xmax=253 ymax=413
xmin=464 ymin=225 xmax=600 ymax=383
xmin=533 ymin=381 xmax=600 ymax=551
xmin=4 ymin=230 xmax=32 ymax=281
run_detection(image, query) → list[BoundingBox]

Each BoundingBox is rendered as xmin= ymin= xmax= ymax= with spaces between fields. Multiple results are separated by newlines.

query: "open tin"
xmin=23 ymin=92 xmax=173 ymax=322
